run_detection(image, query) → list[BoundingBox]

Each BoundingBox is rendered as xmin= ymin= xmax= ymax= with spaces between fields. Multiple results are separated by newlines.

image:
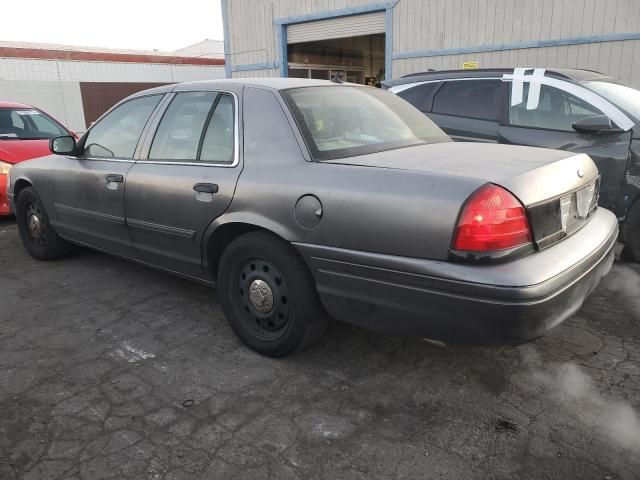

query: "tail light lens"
xmin=452 ymin=184 xmax=532 ymax=252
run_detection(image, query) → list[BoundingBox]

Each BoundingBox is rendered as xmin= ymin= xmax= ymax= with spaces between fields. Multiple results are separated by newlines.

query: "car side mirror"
xmin=572 ymin=115 xmax=620 ymax=133
xmin=49 ymin=135 xmax=76 ymax=155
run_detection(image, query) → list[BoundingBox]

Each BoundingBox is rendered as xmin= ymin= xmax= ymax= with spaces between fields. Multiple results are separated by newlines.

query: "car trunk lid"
xmin=326 ymin=142 xmax=600 ymax=251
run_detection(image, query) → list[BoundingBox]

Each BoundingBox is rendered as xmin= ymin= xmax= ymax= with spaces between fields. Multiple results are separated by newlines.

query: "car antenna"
xmin=330 ymin=73 xmax=343 ymax=84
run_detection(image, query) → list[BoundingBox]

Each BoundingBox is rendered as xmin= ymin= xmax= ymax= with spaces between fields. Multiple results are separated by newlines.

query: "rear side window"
xmin=83 ymin=95 xmax=161 ymax=159
xmin=200 ymin=95 xmax=235 ymax=164
xmin=432 ymin=80 xmax=501 ymax=121
xmin=396 ymin=82 xmax=441 ymax=111
xmin=150 ymin=92 xmax=235 ymax=163
xmin=509 ymin=83 xmax=604 ymax=132
xmin=150 ymin=92 xmax=217 ymax=161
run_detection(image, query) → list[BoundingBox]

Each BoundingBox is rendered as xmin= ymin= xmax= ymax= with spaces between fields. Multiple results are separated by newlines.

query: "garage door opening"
xmin=284 ymin=11 xmax=386 ymax=87
xmin=287 ymin=34 xmax=385 ymax=86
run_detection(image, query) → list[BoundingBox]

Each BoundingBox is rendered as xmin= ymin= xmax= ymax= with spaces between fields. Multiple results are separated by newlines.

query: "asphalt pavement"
xmin=1 ymin=216 xmax=639 ymax=480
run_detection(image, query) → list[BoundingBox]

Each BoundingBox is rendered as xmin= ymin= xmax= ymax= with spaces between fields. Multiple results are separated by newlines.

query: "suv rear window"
xmin=283 ymin=86 xmax=450 ymax=161
xmin=432 ymin=80 xmax=501 ymax=121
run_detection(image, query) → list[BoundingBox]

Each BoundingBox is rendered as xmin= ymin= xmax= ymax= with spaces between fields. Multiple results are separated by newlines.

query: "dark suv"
xmin=383 ymin=68 xmax=640 ymax=260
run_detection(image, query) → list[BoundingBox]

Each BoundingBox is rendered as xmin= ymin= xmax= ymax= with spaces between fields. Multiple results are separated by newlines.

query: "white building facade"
xmin=0 ymin=42 xmax=225 ymax=133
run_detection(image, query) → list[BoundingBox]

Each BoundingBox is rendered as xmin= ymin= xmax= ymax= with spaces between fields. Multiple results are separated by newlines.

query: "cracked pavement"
xmin=1 ymin=216 xmax=639 ymax=479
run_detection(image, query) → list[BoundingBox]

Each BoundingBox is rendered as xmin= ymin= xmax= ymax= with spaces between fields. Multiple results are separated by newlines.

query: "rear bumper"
xmin=294 ymin=208 xmax=618 ymax=346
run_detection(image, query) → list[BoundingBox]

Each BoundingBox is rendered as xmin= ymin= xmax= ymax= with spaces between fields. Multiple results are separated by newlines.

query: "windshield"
xmin=582 ymin=80 xmax=640 ymax=124
xmin=282 ymin=86 xmax=450 ymax=160
xmin=0 ymin=108 xmax=68 ymax=140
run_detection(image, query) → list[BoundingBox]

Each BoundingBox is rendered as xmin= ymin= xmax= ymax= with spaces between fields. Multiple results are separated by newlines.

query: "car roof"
xmin=0 ymin=101 xmax=34 ymax=109
xmin=382 ymin=68 xmax=616 ymax=87
xmin=127 ymin=78 xmax=359 ymax=101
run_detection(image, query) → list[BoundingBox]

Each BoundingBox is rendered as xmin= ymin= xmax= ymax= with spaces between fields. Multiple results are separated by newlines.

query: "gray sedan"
xmin=6 ymin=79 xmax=617 ymax=357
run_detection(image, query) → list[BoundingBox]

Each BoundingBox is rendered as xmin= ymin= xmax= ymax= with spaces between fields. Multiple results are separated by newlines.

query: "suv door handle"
xmin=193 ymin=183 xmax=219 ymax=194
xmin=106 ymin=174 xmax=124 ymax=183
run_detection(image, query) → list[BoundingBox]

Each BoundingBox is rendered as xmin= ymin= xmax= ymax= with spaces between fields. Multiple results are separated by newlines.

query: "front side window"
xmin=0 ymin=108 xmax=67 ymax=140
xmin=283 ymin=86 xmax=450 ymax=161
xmin=432 ymin=80 xmax=501 ymax=121
xmin=509 ymin=83 xmax=603 ymax=132
xmin=83 ymin=95 xmax=161 ymax=159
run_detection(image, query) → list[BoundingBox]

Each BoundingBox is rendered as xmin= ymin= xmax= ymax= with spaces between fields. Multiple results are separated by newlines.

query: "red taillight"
xmin=452 ymin=184 xmax=532 ymax=252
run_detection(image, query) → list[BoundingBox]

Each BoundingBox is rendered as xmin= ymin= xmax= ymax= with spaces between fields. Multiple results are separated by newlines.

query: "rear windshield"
xmin=282 ymin=86 xmax=450 ymax=160
xmin=0 ymin=108 xmax=68 ymax=140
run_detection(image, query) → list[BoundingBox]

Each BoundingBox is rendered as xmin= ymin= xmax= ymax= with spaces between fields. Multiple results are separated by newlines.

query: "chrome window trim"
xmin=138 ymin=90 xmax=240 ymax=168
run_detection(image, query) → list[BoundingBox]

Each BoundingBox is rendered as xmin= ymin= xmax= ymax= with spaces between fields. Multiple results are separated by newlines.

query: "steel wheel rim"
xmin=234 ymin=257 xmax=291 ymax=340
xmin=25 ymin=202 xmax=47 ymax=247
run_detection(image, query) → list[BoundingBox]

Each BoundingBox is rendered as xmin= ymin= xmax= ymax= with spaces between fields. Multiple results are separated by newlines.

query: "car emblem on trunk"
xmin=577 ymin=168 xmax=585 ymax=178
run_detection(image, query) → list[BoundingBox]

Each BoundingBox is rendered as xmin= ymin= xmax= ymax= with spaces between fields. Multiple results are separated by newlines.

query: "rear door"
xmin=124 ymin=89 xmax=241 ymax=279
xmin=428 ymin=79 xmax=502 ymax=142
xmin=51 ymin=94 xmax=163 ymax=257
xmin=498 ymin=81 xmax=632 ymax=212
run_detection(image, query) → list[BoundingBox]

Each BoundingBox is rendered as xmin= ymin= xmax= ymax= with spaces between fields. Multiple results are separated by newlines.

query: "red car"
xmin=0 ymin=101 xmax=75 ymax=215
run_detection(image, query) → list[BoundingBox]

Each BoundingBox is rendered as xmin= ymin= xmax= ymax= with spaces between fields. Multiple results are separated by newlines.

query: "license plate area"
xmin=526 ymin=177 xmax=600 ymax=250
xmin=560 ymin=180 xmax=598 ymax=234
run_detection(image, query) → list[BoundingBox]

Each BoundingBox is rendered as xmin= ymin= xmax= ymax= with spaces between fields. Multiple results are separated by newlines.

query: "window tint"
xmin=396 ymin=82 xmax=441 ymax=111
xmin=432 ymin=80 xmax=501 ymax=121
xmin=509 ymin=83 xmax=604 ymax=131
xmin=83 ymin=95 xmax=161 ymax=158
xmin=200 ymin=94 xmax=235 ymax=163
xmin=150 ymin=92 xmax=217 ymax=161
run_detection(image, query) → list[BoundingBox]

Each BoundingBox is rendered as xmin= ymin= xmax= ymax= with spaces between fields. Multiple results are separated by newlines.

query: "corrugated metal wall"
xmin=392 ymin=0 xmax=640 ymax=88
xmin=226 ymin=0 xmax=376 ymax=70
xmin=225 ymin=0 xmax=640 ymax=88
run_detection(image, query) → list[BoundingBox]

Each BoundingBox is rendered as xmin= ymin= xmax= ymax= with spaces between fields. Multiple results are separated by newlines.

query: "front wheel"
xmin=217 ymin=231 xmax=328 ymax=357
xmin=16 ymin=187 xmax=73 ymax=261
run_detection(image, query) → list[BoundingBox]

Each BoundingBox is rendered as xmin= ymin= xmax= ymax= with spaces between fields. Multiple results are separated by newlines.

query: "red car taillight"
xmin=452 ymin=184 xmax=532 ymax=252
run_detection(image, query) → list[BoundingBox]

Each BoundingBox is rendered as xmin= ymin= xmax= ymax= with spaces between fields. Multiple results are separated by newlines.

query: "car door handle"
xmin=193 ymin=183 xmax=219 ymax=194
xmin=106 ymin=174 xmax=124 ymax=183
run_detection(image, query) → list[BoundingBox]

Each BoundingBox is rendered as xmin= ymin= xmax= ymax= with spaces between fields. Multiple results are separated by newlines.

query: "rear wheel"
xmin=623 ymin=200 xmax=640 ymax=262
xmin=16 ymin=187 xmax=73 ymax=260
xmin=218 ymin=231 xmax=328 ymax=357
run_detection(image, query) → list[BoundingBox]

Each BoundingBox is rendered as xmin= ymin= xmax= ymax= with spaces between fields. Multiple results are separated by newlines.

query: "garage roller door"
xmin=286 ymin=12 xmax=385 ymax=44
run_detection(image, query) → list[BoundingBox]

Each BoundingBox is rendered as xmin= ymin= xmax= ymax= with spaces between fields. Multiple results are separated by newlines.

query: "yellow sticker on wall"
xmin=463 ymin=61 xmax=479 ymax=70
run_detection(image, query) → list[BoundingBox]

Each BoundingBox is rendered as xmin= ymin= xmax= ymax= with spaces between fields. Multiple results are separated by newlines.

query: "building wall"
xmin=224 ymin=0 xmax=640 ymax=88
xmin=0 ymin=57 xmax=225 ymax=132
xmin=392 ymin=0 xmax=640 ymax=88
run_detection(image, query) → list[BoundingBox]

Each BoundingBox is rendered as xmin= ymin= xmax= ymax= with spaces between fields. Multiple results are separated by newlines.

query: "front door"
xmin=125 ymin=90 xmax=241 ymax=278
xmin=498 ymin=81 xmax=632 ymax=212
xmin=51 ymin=94 xmax=163 ymax=257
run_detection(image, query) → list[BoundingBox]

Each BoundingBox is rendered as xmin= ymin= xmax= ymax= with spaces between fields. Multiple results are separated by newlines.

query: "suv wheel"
xmin=217 ymin=231 xmax=328 ymax=357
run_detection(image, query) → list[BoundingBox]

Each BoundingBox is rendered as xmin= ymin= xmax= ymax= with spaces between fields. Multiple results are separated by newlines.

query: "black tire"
xmin=623 ymin=200 xmax=640 ymax=262
xmin=15 ymin=187 xmax=73 ymax=261
xmin=218 ymin=231 xmax=328 ymax=357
